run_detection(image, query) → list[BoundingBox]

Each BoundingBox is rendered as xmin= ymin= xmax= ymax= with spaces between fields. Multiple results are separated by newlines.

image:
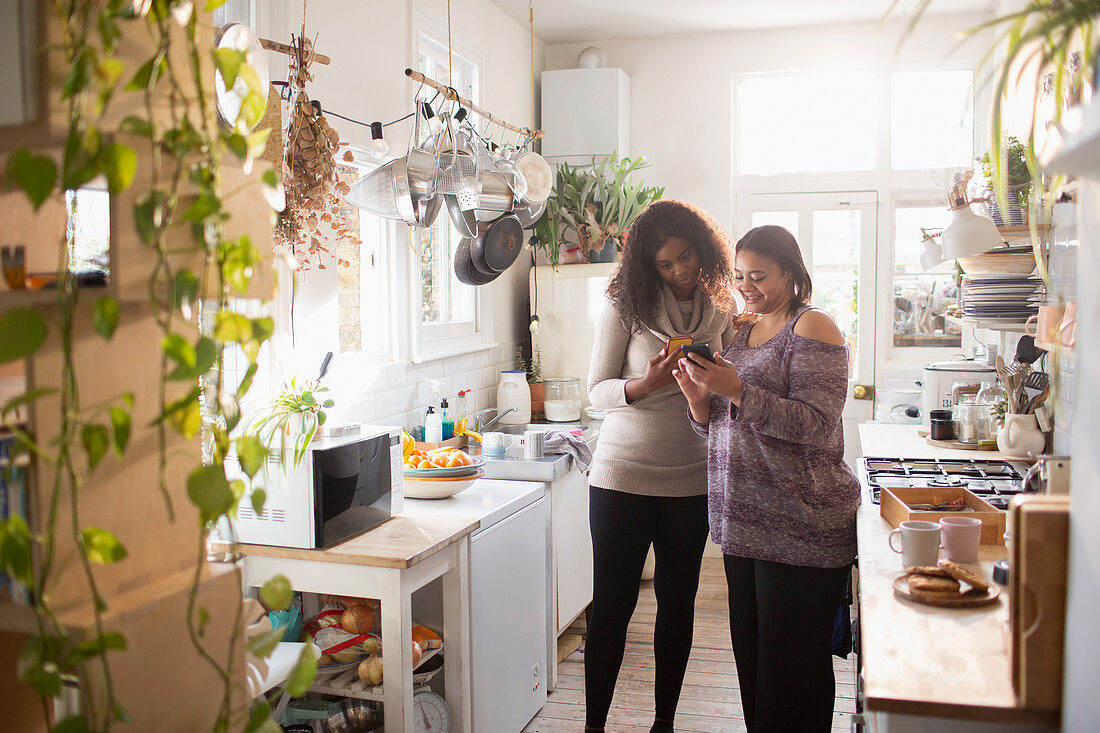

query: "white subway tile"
xmin=460 ymin=353 xmax=477 ymax=372
xmin=376 ymin=390 xmax=398 ymax=416
xmin=476 ymin=350 xmax=491 ymax=368
xmin=443 ymin=356 xmax=462 ymax=376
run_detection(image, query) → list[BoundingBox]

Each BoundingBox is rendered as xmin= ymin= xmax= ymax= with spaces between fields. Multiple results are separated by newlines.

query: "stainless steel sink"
xmin=492 ymin=422 xmax=584 ymax=435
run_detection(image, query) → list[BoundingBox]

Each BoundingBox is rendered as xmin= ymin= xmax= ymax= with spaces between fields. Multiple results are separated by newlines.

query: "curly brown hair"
xmin=606 ymin=199 xmax=736 ymax=331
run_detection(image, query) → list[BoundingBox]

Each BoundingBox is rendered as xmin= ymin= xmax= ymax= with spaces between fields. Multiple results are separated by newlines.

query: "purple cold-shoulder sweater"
xmin=689 ymin=305 xmax=860 ymax=568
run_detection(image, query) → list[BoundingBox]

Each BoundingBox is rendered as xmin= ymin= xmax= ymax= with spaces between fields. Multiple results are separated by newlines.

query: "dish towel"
xmin=543 ymin=430 xmax=593 ymax=472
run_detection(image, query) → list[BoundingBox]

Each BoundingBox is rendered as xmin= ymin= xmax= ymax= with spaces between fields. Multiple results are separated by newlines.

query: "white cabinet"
xmin=541 ymin=67 xmax=630 ymax=165
xmin=549 ymin=466 xmax=593 ymax=638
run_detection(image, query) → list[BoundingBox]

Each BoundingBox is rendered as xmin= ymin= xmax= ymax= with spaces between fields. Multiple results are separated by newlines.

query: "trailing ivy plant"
xmin=0 ymin=1 xmax=316 ymax=731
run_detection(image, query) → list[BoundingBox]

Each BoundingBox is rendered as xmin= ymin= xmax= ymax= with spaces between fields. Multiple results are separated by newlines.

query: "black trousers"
xmin=585 ymin=486 xmax=710 ymax=728
xmin=723 ymin=555 xmax=851 ymax=733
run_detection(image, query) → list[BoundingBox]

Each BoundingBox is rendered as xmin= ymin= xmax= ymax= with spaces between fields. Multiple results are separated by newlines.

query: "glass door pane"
xmin=812 ymin=209 xmax=861 ymax=377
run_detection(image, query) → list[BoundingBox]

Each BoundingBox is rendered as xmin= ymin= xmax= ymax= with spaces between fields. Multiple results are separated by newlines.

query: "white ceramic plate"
xmin=584 ymin=405 xmax=607 ymax=420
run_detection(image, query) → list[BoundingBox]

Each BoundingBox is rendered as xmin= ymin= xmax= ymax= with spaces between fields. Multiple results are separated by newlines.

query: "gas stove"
xmin=860 ymin=457 xmax=1030 ymax=511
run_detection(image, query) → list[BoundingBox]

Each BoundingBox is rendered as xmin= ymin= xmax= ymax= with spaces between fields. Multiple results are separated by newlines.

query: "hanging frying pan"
xmin=472 ymin=214 xmax=524 ymax=273
xmin=469 ymin=232 xmax=497 ymax=276
xmin=454 ymin=238 xmax=499 ymax=286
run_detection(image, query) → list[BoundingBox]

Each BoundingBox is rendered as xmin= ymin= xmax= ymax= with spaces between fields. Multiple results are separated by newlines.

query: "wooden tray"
xmin=924 ymin=436 xmax=998 ymax=451
xmin=892 ymin=574 xmax=1000 ymax=608
xmin=414 ymin=435 xmax=468 ymax=451
xmin=880 ymin=486 xmax=1006 ymax=544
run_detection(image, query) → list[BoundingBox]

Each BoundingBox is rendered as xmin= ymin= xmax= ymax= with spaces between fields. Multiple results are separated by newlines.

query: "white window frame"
xmin=410 ymin=15 xmax=491 ymax=361
xmin=732 ymin=63 xmax=987 ymax=381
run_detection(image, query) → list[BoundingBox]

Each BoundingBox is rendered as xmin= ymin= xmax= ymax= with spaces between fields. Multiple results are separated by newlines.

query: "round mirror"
xmin=214 ymin=23 xmax=270 ymax=132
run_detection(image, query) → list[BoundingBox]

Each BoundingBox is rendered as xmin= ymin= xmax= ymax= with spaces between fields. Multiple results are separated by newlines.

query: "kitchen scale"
xmin=414 ymin=688 xmax=450 ymax=732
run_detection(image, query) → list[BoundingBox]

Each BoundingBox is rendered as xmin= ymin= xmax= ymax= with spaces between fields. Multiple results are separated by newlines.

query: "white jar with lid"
xmin=543 ymin=377 xmax=581 ymax=422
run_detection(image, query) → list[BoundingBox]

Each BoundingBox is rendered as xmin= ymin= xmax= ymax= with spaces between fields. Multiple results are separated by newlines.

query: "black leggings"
xmin=585 ymin=486 xmax=710 ymax=728
xmin=723 ymin=555 xmax=850 ymax=733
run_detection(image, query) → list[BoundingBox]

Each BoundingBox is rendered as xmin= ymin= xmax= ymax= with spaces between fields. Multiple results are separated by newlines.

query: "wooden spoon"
xmin=1025 ymin=386 xmax=1050 ymax=414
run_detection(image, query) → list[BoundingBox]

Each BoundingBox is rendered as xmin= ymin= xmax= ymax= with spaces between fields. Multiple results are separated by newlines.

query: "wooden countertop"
xmin=236 ymin=514 xmax=480 ymax=569
xmin=856 ymin=422 xmax=1056 ymax=726
xmin=859 ymin=423 xmax=1017 ymax=462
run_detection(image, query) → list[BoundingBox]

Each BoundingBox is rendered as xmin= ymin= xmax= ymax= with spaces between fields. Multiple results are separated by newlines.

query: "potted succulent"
xmin=250 ymin=377 xmax=335 ymax=472
xmin=978 ymin=135 xmax=1032 ymax=226
xmin=514 ymin=344 xmax=544 ymax=416
xmin=534 ymin=152 xmax=664 ymax=267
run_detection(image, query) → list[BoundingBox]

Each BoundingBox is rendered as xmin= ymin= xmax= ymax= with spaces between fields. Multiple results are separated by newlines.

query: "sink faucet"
xmin=471 ymin=406 xmax=517 ymax=433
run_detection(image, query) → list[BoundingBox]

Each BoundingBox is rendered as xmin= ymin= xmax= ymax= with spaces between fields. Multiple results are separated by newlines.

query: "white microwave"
xmin=234 ymin=425 xmax=403 ymax=549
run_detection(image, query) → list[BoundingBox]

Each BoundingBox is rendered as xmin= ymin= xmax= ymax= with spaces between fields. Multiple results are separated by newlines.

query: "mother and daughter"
xmin=584 ymin=199 xmax=861 ymax=733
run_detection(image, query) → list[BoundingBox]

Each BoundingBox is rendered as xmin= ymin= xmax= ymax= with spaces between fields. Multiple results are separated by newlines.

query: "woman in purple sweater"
xmin=672 ymin=225 xmax=860 ymax=733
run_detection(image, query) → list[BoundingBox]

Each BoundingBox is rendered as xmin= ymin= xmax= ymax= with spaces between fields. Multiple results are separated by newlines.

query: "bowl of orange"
xmin=402 ymin=447 xmax=483 ymax=478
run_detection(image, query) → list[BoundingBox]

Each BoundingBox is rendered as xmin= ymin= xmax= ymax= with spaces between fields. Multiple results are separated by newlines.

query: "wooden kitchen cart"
xmin=235 ymin=514 xmax=479 ymax=733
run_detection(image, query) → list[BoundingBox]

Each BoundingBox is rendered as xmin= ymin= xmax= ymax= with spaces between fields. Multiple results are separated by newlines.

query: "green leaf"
xmin=81 ymin=424 xmax=110 ymax=470
xmin=109 ymin=406 xmax=131 ymax=456
xmin=213 ymin=47 xmax=244 ymax=89
xmin=197 ymin=606 xmax=211 ymax=636
xmin=262 ymin=169 xmax=279 ymax=188
xmin=92 ymin=296 xmax=121 ymax=339
xmin=125 ymin=56 xmax=167 ymax=91
xmin=134 ymin=191 xmax=159 ymax=244
xmin=18 ymin=638 xmax=63 ymax=698
xmin=213 ymin=311 xmax=252 ymax=343
xmin=187 ymin=464 xmax=235 ymax=524
xmin=250 ymin=488 xmax=267 ymax=516
xmin=224 ymin=131 xmax=248 ymax=161
xmin=53 ymin=716 xmax=89 ymax=733
xmin=205 ymin=0 xmax=231 ymax=10
xmin=100 ymin=142 xmax=137 ymax=193
xmin=247 ymin=626 xmax=284 ymax=659
xmin=5 ymin=150 xmax=57 ymax=211
xmin=71 ymin=631 xmax=127 ymax=661
xmin=2 ymin=388 xmax=56 ymax=420
xmin=62 ymin=127 xmax=102 ymax=191
xmin=181 ymin=192 xmax=223 ymax=222
xmin=237 ymin=436 xmax=268 ymax=479
xmin=260 ymin=574 xmax=292 ymax=611
xmin=81 ymin=527 xmax=127 ymax=564
xmin=159 ymin=387 xmax=202 ymax=439
xmin=238 ymin=91 xmax=267 ymax=131
xmin=62 ymin=47 xmax=93 ymax=99
xmin=119 ymin=115 xmax=154 ymax=138
xmin=112 ymin=701 xmax=131 ymax=723
xmin=286 ymin=644 xmax=318 ymax=697
xmin=0 ymin=308 xmax=47 ymax=364
xmin=0 ymin=515 xmax=34 ymax=586
xmin=246 ymin=699 xmax=274 ymax=730
xmin=172 ymin=270 xmax=200 ymax=311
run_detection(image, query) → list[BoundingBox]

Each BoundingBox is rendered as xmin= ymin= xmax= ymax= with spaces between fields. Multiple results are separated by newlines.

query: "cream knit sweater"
xmin=587 ymin=283 xmax=739 ymax=497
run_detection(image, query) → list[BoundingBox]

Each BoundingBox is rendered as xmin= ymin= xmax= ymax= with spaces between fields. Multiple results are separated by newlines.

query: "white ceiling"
xmin=493 ymin=0 xmax=996 ymax=44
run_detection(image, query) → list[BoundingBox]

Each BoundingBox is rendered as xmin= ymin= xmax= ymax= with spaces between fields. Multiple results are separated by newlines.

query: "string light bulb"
xmin=366 ymin=121 xmax=389 ymax=161
xmin=529 ymin=314 xmax=540 ymax=334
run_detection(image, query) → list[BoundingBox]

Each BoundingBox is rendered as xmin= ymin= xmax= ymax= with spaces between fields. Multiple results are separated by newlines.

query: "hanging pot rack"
xmin=404 ymin=68 xmax=544 ymax=141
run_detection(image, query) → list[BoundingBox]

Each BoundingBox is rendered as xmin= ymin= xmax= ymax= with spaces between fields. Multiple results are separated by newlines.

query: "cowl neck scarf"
xmin=643 ymin=282 xmax=726 ymax=342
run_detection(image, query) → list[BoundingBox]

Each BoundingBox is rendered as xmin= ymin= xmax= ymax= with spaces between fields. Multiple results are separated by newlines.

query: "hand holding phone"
xmin=666 ymin=336 xmax=693 ymax=357
xmin=679 ymin=343 xmax=716 ymax=363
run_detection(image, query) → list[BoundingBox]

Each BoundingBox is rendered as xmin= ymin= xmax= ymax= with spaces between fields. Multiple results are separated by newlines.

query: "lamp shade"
xmin=940 ymin=204 xmax=1003 ymax=259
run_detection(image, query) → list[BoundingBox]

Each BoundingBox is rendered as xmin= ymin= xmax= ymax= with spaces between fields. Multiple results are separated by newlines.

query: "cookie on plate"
xmin=905 ymin=565 xmax=950 ymax=577
xmin=907 ymin=574 xmax=961 ymax=593
xmin=940 ymin=560 xmax=991 ymax=593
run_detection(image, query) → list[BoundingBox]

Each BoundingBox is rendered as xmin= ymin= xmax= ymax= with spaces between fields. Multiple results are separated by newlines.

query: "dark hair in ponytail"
xmin=734 ymin=225 xmax=812 ymax=315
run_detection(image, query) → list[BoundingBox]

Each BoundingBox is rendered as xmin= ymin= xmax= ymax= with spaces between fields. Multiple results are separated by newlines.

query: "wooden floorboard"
xmin=522 ymin=557 xmax=857 ymax=731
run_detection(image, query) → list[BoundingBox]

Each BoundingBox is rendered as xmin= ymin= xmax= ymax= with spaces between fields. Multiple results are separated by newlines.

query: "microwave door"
xmin=314 ymin=436 xmax=392 ymax=547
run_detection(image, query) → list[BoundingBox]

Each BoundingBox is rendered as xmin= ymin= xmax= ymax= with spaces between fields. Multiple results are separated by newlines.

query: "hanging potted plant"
xmin=534 ymin=152 xmax=664 ymax=267
xmin=978 ymin=135 xmax=1032 ymax=226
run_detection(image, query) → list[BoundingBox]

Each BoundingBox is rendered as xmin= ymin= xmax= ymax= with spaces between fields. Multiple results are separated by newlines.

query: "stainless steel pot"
xmin=514 ymin=150 xmax=552 ymax=204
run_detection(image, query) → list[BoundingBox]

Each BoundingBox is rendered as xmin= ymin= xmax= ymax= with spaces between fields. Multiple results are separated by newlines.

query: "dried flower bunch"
xmin=275 ymin=33 xmax=360 ymax=270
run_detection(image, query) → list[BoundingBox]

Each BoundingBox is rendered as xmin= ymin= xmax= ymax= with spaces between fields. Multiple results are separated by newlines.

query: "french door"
xmin=735 ymin=191 xmax=878 ymax=466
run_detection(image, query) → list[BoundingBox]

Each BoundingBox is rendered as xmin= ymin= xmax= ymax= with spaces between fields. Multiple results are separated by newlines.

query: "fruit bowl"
xmin=403 ymin=469 xmax=484 ymax=499
xmin=403 ymin=456 xmax=484 ymax=478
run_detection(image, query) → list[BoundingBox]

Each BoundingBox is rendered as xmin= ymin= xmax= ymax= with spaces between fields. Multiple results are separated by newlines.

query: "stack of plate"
xmin=959 ymin=275 xmax=1043 ymax=326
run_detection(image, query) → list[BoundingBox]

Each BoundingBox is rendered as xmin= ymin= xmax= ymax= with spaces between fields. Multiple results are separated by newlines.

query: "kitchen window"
xmin=890 ymin=69 xmax=974 ymax=170
xmin=414 ymin=31 xmax=484 ymax=355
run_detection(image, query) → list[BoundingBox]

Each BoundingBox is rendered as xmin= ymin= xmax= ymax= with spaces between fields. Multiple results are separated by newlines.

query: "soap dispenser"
xmin=424 ymin=406 xmax=443 ymax=444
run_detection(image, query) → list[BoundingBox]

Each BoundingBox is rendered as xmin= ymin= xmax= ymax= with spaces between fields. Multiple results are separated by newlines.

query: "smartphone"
xmin=666 ymin=336 xmax=693 ymax=357
xmin=680 ymin=343 xmax=716 ymax=363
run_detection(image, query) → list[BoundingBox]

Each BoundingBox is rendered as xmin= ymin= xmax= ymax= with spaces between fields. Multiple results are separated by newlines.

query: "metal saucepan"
xmin=512 ymin=196 xmax=545 ymax=229
xmin=472 ymin=214 xmax=524 ymax=273
xmin=454 ymin=237 xmax=500 ymax=286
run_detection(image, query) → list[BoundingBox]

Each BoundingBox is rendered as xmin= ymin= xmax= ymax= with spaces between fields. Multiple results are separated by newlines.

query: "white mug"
xmin=482 ymin=431 xmax=516 ymax=456
xmin=888 ymin=520 xmax=942 ymax=568
xmin=523 ymin=430 xmax=545 ymax=460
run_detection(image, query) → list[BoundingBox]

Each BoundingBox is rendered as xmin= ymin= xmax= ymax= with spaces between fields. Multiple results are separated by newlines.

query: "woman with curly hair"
xmin=584 ymin=198 xmax=741 ymax=733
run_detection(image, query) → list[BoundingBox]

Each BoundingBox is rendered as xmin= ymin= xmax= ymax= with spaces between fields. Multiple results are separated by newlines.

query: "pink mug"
xmin=1024 ymin=304 xmax=1066 ymax=344
xmin=939 ymin=516 xmax=982 ymax=563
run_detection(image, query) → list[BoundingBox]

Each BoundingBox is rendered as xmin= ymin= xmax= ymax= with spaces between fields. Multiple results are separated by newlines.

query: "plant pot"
xmin=586 ymin=238 xmax=618 ymax=263
xmin=529 ymin=381 xmax=545 ymax=417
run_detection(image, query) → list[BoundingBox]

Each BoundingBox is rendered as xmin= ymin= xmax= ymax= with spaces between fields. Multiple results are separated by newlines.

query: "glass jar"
xmin=543 ymin=377 xmax=581 ymax=422
xmin=956 ymin=400 xmax=994 ymax=444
